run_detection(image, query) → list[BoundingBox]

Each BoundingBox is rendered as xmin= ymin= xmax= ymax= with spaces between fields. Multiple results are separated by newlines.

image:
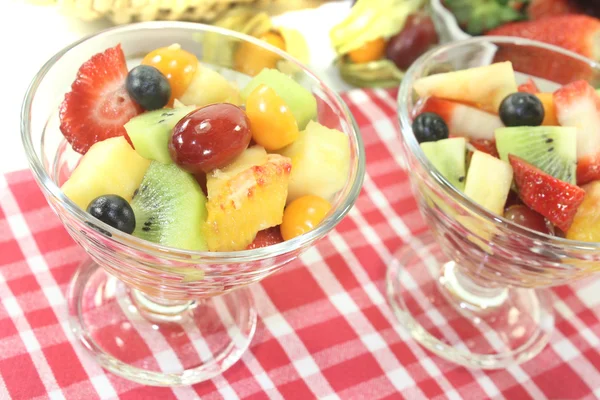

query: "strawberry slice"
xmin=246 ymin=227 xmax=284 ymax=250
xmin=59 ymin=44 xmax=142 ymax=154
xmin=554 ymin=80 xmax=600 ymax=185
xmin=518 ymin=78 xmax=540 ymax=94
xmin=469 ymin=139 xmax=499 ymax=158
xmin=419 ymin=97 xmax=503 ymax=141
xmin=509 ymin=154 xmax=585 ymax=232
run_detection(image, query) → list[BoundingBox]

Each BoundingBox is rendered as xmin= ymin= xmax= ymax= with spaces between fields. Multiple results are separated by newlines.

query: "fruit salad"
xmin=58 ymin=44 xmax=351 ymax=252
xmin=412 ymin=61 xmax=600 ymax=241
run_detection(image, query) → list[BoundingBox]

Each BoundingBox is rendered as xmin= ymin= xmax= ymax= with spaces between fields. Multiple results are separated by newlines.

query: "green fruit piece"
xmin=241 ymin=68 xmax=317 ymax=129
xmin=125 ymin=106 xmax=196 ymax=163
xmin=495 ymin=126 xmax=577 ymax=184
xmin=131 ymin=162 xmax=208 ymax=251
xmin=420 ymin=137 xmax=467 ymax=191
xmin=464 ymin=151 xmax=513 ymax=215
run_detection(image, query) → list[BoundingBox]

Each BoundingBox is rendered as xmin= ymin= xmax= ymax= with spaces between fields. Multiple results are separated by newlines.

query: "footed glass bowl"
xmin=21 ymin=22 xmax=365 ymax=386
xmin=391 ymin=36 xmax=600 ymax=369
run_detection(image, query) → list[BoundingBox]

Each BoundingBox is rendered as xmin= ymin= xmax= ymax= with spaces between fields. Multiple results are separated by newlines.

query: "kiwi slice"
xmin=420 ymin=137 xmax=467 ymax=191
xmin=131 ymin=162 xmax=208 ymax=251
xmin=125 ymin=106 xmax=196 ymax=163
xmin=240 ymin=68 xmax=317 ymax=129
xmin=495 ymin=126 xmax=577 ymax=184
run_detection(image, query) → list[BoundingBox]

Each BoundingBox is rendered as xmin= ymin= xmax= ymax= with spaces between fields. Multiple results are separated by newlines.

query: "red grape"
xmin=169 ymin=103 xmax=251 ymax=173
xmin=385 ymin=12 xmax=438 ymax=71
xmin=504 ymin=205 xmax=554 ymax=235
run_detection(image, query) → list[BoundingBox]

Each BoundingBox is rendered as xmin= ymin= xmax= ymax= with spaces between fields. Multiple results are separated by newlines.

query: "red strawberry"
xmin=419 ymin=97 xmax=502 ymax=141
xmin=527 ymin=0 xmax=581 ymax=20
xmin=553 ymin=80 xmax=600 ymax=184
xmin=518 ymin=78 xmax=540 ymax=94
xmin=488 ymin=15 xmax=600 ymax=84
xmin=470 ymin=139 xmax=500 ymax=158
xmin=59 ymin=44 xmax=142 ymax=154
xmin=509 ymin=154 xmax=585 ymax=231
xmin=246 ymin=227 xmax=284 ymax=250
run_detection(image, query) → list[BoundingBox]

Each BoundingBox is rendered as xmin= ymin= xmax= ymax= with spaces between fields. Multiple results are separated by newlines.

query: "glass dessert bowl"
xmin=21 ymin=22 xmax=365 ymax=386
xmin=391 ymin=36 xmax=600 ymax=369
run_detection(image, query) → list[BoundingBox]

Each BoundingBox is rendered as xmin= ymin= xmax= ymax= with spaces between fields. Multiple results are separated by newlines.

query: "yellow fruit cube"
xmin=61 ymin=137 xmax=151 ymax=210
xmin=205 ymin=149 xmax=291 ymax=251
xmin=567 ymin=181 xmax=600 ymax=242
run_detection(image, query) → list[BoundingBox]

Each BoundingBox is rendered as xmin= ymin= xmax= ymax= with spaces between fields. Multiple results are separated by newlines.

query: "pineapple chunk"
xmin=464 ymin=151 xmax=513 ymax=215
xmin=178 ymin=62 xmax=242 ymax=107
xmin=278 ymin=121 xmax=350 ymax=203
xmin=61 ymin=137 xmax=151 ymax=210
xmin=413 ymin=62 xmax=518 ymax=112
xmin=567 ymin=181 xmax=600 ymax=242
xmin=205 ymin=150 xmax=292 ymax=251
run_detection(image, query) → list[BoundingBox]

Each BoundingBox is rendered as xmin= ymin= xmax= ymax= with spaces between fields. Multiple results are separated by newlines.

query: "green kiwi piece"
xmin=131 ymin=162 xmax=208 ymax=251
xmin=240 ymin=68 xmax=317 ymax=129
xmin=495 ymin=126 xmax=577 ymax=184
xmin=125 ymin=106 xmax=196 ymax=163
xmin=420 ymin=137 xmax=467 ymax=191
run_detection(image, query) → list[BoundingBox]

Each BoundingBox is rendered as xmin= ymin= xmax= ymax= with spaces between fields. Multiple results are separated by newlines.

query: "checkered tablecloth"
xmin=2 ymin=88 xmax=600 ymax=399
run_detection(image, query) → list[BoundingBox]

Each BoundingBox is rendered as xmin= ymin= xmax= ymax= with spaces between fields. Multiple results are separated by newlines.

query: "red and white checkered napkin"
xmin=2 ymin=88 xmax=600 ymax=400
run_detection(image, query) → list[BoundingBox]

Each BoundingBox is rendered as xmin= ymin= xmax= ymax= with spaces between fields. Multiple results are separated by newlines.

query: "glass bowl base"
xmin=387 ymin=232 xmax=554 ymax=369
xmin=68 ymin=259 xmax=257 ymax=386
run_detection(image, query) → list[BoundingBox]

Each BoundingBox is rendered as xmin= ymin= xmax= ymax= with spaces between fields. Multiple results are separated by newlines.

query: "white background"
xmin=0 ymin=0 xmax=352 ymax=175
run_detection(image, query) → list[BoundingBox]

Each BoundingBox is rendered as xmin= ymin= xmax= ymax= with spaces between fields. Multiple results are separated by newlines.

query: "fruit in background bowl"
xmin=412 ymin=60 xmax=600 ymax=240
xmin=330 ymin=0 xmax=438 ymax=88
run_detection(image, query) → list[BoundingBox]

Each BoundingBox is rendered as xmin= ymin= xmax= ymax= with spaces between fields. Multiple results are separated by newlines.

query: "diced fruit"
xmin=246 ymin=84 xmax=299 ymax=150
xmin=419 ymin=97 xmax=502 ymax=141
xmin=554 ymin=80 xmax=600 ymax=184
xmin=495 ymin=126 xmax=577 ymax=184
xmin=413 ymin=62 xmax=518 ymax=112
xmin=169 ymin=104 xmax=251 ymax=174
xmin=504 ymin=204 xmax=553 ymax=234
xmin=234 ymin=30 xmax=286 ymax=77
xmin=205 ymin=150 xmax=292 ymax=251
xmin=280 ymin=195 xmax=331 ymax=241
xmin=348 ymin=38 xmax=386 ymax=64
xmin=178 ymin=63 xmax=242 ymax=107
xmin=518 ymin=78 xmax=539 ymax=94
xmin=464 ymin=151 xmax=513 ymax=215
xmin=469 ymin=139 xmax=499 ymax=158
xmin=131 ymin=162 xmax=208 ymax=251
xmin=142 ymin=44 xmax=198 ymax=105
xmin=241 ymin=68 xmax=317 ymax=129
xmin=535 ymin=93 xmax=558 ymax=126
xmin=385 ymin=12 xmax=438 ymax=71
xmin=527 ymin=0 xmax=581 ymax=20
xmin=278 ymin=121 xmax=350 ymax=203
xmin=62 ymin=137 xmax=150 ymax=210
xmin=509 ymin=154 xmax=585 ymax=231
xmin=87 ymin=195 xmax=136 ymax=234
xmin=412 ymin=112 xmax=449 ymax=143
xmin=499 ymin=92 xmax=545 ymax=127
xmin=566 ymin=181 xmax=600 ymax=241
xmin=420 ymin=137 xmax=467 ymax=191
xmin=126 ymin=65 xmax=171 ymax=111
xmin=59 ymin=44 xmax=142 ymax=154
xmin=246 ymin=227 xmax=284 ymax=249
xmin=125 ymin=106 xmax=196 ymax=163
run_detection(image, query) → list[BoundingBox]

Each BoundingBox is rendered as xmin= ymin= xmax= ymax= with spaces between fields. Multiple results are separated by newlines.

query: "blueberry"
xmin=412 ymin=112 xmax=449 ymax=143
xmin=499 ymin=92 xmax=544 ymax=127
xmin=126 ymin=65 xmax=171 ymax=111
xmin=87 ymin=195 xmax=136 ymax=234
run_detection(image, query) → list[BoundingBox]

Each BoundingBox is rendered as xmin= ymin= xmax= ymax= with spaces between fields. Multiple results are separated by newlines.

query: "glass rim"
xmin=21 ymin=21 xmax=366 ymax=263
xmin=397 ymin=35 xmax=600 ymax=251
